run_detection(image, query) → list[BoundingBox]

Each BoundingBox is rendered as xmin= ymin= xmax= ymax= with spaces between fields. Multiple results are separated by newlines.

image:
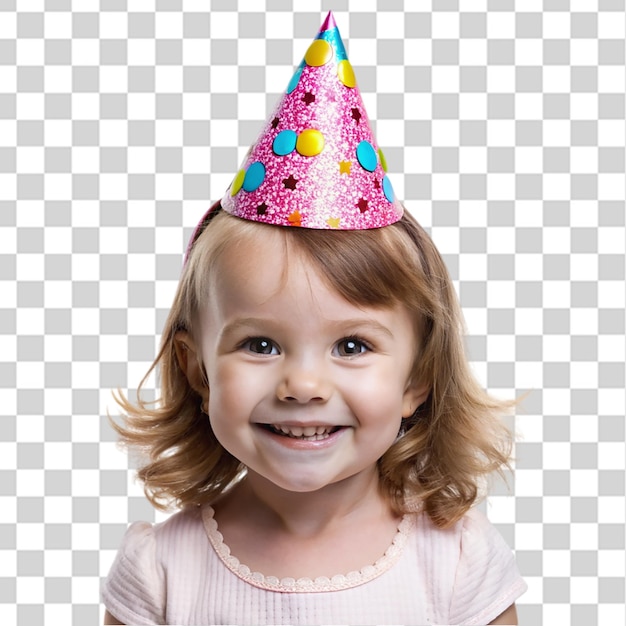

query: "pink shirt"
xmin=102 ymin=504 xmax=526 ymax=625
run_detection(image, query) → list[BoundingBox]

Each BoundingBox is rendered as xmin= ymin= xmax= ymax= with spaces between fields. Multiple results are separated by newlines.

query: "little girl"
xmin=102 ymin=13 xmax=526 ymax=625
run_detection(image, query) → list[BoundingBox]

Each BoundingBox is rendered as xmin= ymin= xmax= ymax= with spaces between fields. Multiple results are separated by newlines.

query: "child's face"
xmin=191 ymin=232 xmax=428 ymax=495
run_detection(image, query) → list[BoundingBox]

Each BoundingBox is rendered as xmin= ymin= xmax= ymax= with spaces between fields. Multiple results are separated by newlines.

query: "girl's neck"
xmin=210 ymin=468 xmax=403 ymax=580
xmin=220 ymin=467 xmax=393 ymax=538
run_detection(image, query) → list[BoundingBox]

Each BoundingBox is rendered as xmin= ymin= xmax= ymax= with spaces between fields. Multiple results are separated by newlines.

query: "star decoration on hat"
xmin=283 ymin=175 xmax=298 ymax=190
xmin=288 ymin=210 xmax=302 ymax=226
xmin=339 ymin=160 xmax=352 ymax=175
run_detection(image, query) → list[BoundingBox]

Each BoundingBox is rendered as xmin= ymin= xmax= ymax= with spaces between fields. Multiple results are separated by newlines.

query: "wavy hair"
xmin=111 ymin=208 xmax=514 ymax=528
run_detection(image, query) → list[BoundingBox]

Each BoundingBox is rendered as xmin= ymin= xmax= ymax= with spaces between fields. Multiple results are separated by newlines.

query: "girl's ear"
xmin=401 ymin=381 xmax=430 ymax=419
xmin=174 ymin=331 xmax=209 ymax=402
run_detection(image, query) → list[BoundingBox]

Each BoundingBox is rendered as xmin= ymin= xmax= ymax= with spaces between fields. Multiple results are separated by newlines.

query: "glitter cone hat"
xmin=220 ymin=12 xmax=403 ymax=230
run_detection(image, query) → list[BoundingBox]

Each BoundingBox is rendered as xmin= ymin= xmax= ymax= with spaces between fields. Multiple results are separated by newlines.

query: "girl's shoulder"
xmin=152 ymin=504 xmax=205 ymax=538
xmin=412 ymin=506 xmax=521 ymax=581
xmin=452 ymin=507 xmax=518 ymax=573
xmin=101 ymin=506 xmax=211 ymax=624
xmin=413 ymin=507 xmax=527 ymax=626
xmin=147 ymin=505 xmax=212 ymax=564
xmin=412 ymin=504 xmax=506 ymax=547
xmin=105 ymin=506 xmax=209 ymax=585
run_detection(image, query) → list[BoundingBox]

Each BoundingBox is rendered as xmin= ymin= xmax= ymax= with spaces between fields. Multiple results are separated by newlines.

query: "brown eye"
xmin=245 ymin=338 xmax=279 ymax=355
xmin=335 ymin=338 xmax=368 ymax=357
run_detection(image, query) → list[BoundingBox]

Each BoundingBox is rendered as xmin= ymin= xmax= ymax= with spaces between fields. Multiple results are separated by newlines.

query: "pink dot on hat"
xmin=305 ymin=39 xmax=333 ymax=66
xmin=296 ymin=129 xmax=325 ymax=157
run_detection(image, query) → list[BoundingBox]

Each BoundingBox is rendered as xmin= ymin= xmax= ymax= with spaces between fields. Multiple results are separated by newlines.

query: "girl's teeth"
xmin=271 ymin=425 xmax=334 ymax=439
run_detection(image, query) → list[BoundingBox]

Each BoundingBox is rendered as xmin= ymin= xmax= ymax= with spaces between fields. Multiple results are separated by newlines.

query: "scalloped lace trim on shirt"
xmin=201 ymin=505 xmax=414 ymax=593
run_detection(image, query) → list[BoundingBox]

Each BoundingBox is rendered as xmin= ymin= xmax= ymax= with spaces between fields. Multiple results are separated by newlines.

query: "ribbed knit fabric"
xmin=101 ymin=504 xmax=526 ymax=625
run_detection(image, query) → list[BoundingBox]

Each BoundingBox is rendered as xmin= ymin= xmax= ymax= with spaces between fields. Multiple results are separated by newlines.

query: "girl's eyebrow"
xmin=220 ymin=317 xmax=284 ymax=337
xmin=220 ymin=317 xmax=394 ymax=339
xmin=330 ymin=318 xmax=395 ymax=338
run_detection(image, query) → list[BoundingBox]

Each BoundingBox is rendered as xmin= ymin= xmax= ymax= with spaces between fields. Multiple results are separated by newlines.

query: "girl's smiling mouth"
xmin=257 ymin=423 xmax=350 ymax=450
xmin=260 ymin=424 xmax=345 ymax=442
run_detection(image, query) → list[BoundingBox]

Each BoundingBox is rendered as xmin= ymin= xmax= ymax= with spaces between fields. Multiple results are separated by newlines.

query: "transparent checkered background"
xmin=1 ymin=1 xmax=625 ymax=624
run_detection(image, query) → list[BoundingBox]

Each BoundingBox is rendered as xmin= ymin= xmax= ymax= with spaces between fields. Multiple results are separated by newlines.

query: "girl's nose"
xmin=276 ymin=359 xmax=331 ymax=404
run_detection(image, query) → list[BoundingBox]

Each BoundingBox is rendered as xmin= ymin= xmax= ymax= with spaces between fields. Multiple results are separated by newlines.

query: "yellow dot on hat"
xmin=231 ymin=169 xmax=245 ymax=196
xmin=296 ymin=129 xmax=325 ymax=157
xmin=337 ymin=60 xmax=356 ymax=88
xmin=378 ymin=148 xmax=388 ymax=172
xmin=305 ymin=39 xmax=333 ymax=67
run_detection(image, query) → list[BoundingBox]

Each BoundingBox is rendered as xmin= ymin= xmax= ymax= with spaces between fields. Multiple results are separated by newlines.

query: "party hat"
xmin=219 ymin=11 xmax=403 ymax=230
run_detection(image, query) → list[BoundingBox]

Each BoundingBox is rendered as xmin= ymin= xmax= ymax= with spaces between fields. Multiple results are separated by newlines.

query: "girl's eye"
xmin=244 ymin=337 xmax=279 ymax=355
xmin=335 ymin=337 xmax=369 ymax=357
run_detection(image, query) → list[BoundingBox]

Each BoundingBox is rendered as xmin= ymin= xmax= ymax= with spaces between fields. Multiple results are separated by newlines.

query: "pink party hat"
xmin=219 ymin=12 xmax=403 ymax=230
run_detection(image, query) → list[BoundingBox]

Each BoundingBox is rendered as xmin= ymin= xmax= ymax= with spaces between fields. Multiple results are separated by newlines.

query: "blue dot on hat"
xmin=273 ymin=130 xmax=298 ymax=156
xmin=356 ymin=141 xmax=378 ymax=172
xmin=243 ymin=161 xmax=266 ymax=192
xmin=382 ymin=175 xmax=394 ymax=202
xmin=287 ymin=68 xmax=302 ymax=94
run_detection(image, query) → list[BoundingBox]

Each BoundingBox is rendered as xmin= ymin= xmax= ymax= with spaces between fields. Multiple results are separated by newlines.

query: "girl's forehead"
xmin=209 ymin=234 xmax=411 ymax=325
xmin=193 ymin=214 xmax=422 ymax=322
xmin=212 ymin=231 xmax=318 ymax=298
xmin=205 ymin=253 xmax=417 ymax=348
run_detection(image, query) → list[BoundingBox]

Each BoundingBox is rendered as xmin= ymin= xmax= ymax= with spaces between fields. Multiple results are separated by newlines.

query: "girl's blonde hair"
xmin=112 ymin=208 xmax=514 ymax=528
